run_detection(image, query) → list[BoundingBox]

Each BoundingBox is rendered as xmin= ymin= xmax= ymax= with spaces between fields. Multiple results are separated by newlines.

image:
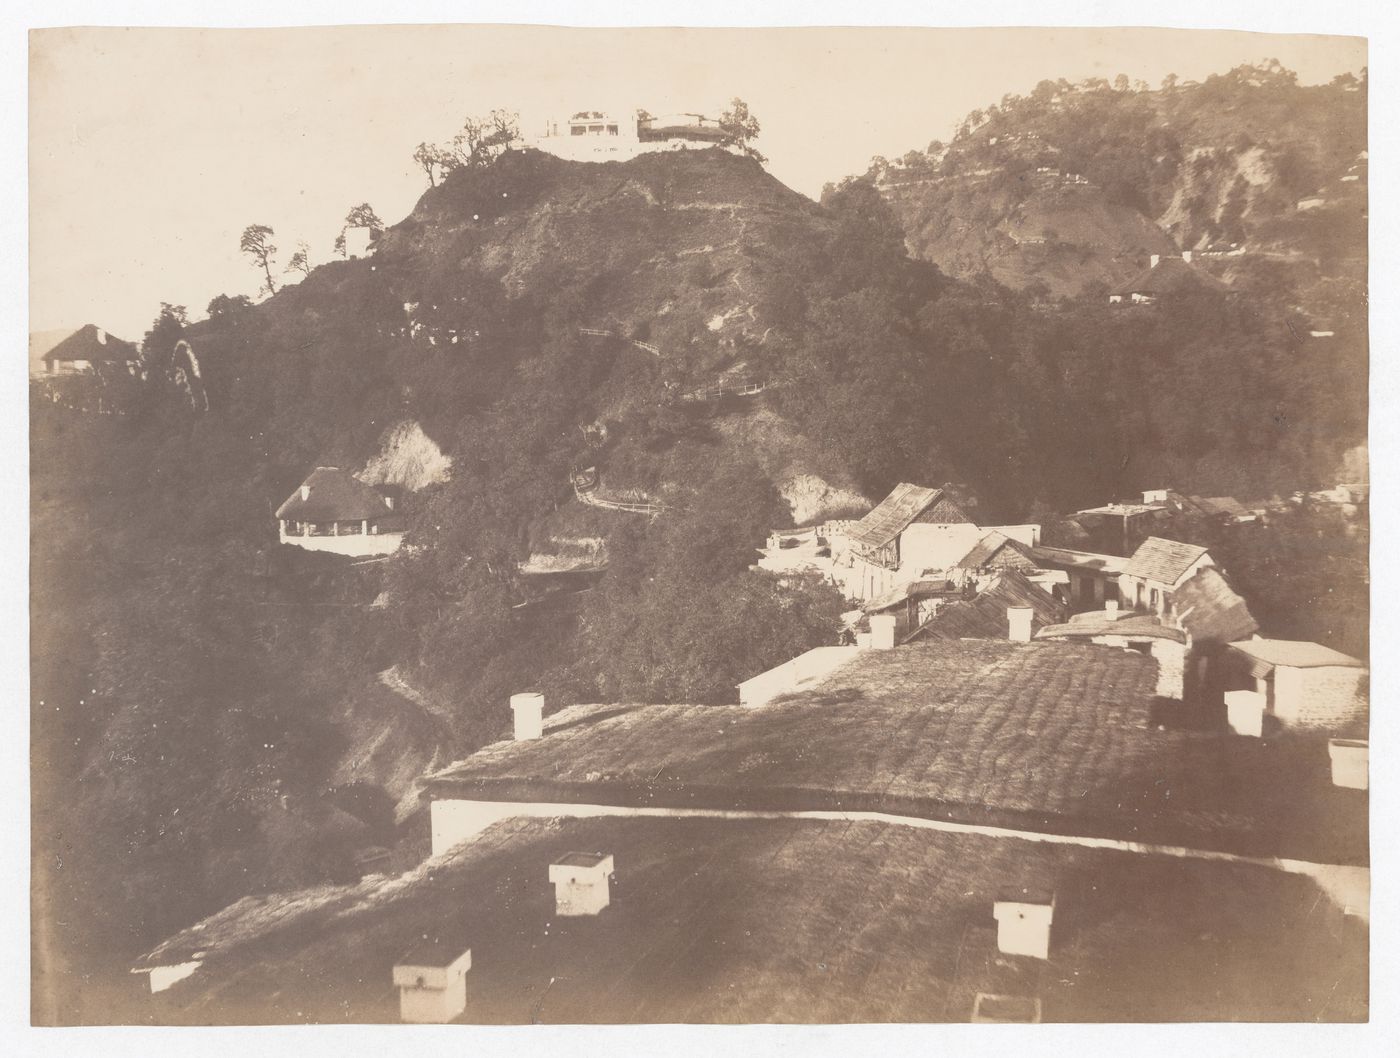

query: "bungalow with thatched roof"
xmin=42 ymin=324 xmax=140 ymax=375
xmin=275 ymin=466 xmax=406 ymax=556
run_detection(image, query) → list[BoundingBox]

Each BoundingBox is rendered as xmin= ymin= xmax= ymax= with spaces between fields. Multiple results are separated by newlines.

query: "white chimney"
xmin=96 ymin=327 xmax=107 ymax=345
xmin=869 ymin=614 xmax=897 ymax=650
xmin=510 ymin=692 xmax=544 ymax=741
xmin=1007 ymin=606 xmax=1034 ymax=643
xmin=393 ymin=943 xmax=472 ymax=1024
xmin=1225 ymin=690 xmax=1266 ymax=738
xmin=1328 ymin=739 xmax=1368 ymax=790
xmin=1104 ymin=599 xmax=1120 ymax=621
xmin=1181 ymin=250 xmax=1193 ymax=264
xmin=384 ymin=494 xmax=395 ymax=510
xmin=993 ymin=889 xmax=1055 ymax=960
xmin=1149 ymin=254 xmax=1161 ymax=269
xmin=300 ymin=484 xmax=310 ymax=502
xmin=550 ymin=852 xmax=614 ymax=917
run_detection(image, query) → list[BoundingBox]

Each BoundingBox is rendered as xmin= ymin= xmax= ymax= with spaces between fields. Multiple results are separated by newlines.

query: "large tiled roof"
xmin=42 ymin=323 xmax=138 ymax=363
xmin=846 ymin=482 xmax=941 ymax=548
xmin=131 ymin=814 xmax=1365 ymax=1024
xmin=1122 ymin=537 xmax=1211 ymax=586
xmin=1228 ymin=639 xmax=1366 ymax=676
xmin=908 ymin=571 xmax=1066 ymax=641
xmin=275 ymin=467 xmax=400 ymax=523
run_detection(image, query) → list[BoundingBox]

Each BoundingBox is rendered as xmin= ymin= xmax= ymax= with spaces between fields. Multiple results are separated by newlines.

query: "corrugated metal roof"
xmin=1122 ymin=537 xmax=1211 ymax=586
xmin=847 ymin=483 xmax=942 ymax=548
xmin=1228 ymin=639 xmax=1365 ymax=676
xmin=275 ymin=467 xmax=400 ymax=523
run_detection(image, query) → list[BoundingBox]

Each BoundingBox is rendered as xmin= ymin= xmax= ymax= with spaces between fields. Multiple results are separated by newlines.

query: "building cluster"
xmin=527 ymin=108 xmax=734 ymax=163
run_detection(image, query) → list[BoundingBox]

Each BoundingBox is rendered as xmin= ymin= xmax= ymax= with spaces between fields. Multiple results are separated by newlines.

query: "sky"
xmin=29 ymin=24 xmax=1366 ymax=341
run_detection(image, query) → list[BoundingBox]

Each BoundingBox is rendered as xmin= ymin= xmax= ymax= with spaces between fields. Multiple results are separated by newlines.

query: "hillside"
xmin=31 ymin=131 xmax=1367 ymax=1023
xmin=865 ymin=62 xmax=1367 ymax=306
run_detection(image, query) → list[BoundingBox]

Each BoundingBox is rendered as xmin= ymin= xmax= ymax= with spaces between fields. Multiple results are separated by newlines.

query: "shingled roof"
xmin=847 ymin=483 xmax=974 ymax=549
xmin=1122 ymin=537 xmax=1211 ymax=586
xmin=42 ymin=323 xmax=139 ymax=364
xmin=1172 ymin=567 xmax=1258 ymax=645
xmin=955 ymin=531 xmax=1036 ymax=570
xmin=847 ymin=483 xmax=939 ymax=548
xmin=275 ymin=467 xmax=399 ymax=524
xmin=908 ymin=571 xmax=1066 ymax=642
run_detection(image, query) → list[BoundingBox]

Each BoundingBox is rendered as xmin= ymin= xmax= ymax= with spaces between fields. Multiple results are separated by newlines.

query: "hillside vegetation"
xmin=865 ymin=62 xmax=1367 ymax=308
xmin=32 ymin=124 xmax=1366 ymax=1021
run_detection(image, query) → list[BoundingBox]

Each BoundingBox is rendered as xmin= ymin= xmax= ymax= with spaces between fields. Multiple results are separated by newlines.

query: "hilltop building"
xmin=41 ymin=324 xmax=140 ymax=375
xmin=530 ymin=109 xmax=732 ymax=162
xmin=275 ymin=466 xmax=406 ymax=556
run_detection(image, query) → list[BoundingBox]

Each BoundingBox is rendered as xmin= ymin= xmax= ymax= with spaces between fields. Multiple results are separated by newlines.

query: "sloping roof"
xmin=1194 ymin=496 xmax=1252 ymax=519
xmin=846 ymin=483 xmax=941 ymax=548
xmin=129 ymin=814 xmax=1364 ymax=1024
xmin=863 ymin=578 xmax=958 ymax=614
xmin=1172 ymin=567 xmax=1258 ymax=645
xmin=1029 ymin=545 xmax=1127 ymax=575
xmin=1037 ymin=612 xmax=1188 ymax=645
xmin=42 ymin=323 xmax=139 ymax=363
xmin=908 ymin=571 xmax=1067 ymax=642
xmin=955 ymin=531 xmax=1035 ymax=570
xmin=1122 ymin=537 xmax=1211 ymax=586
xmin=1118 ymin=257 xmax=1230 ymax=297
xmin=275 ymin=467 xmax=398 ymax=523
xmin=1228 ymin=639 xmax=1366 ymax=676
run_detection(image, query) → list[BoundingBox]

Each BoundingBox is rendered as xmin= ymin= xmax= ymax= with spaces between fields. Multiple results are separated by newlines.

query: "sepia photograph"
xmin=19 ymin=4 xmax=1385 ymax=1042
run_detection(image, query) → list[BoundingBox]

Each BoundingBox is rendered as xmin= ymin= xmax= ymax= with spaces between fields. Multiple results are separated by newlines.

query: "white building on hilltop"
xmin=529 ymin=109 xmax=734 ymax=162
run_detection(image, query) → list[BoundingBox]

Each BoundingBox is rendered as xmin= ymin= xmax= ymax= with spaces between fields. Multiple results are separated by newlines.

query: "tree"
xmin=1161 ymin=72 xmax=1179 ymax=91
xmin=412 ymin=141 xmax=455 ymax=188
xmin=286 ymin=240 xmax=313 ymax=279
xmin=239 ymin=224 xmax=278 ymax=296
xmin=206 ymin=293 xmax=253 ymax=319
xmin=334 ymin=204 xmax=385 ymax=257
xmin=445 ymin=108 xmax=520 ymax=170
xmin=718 ymin=97 xmax=765 ymax=163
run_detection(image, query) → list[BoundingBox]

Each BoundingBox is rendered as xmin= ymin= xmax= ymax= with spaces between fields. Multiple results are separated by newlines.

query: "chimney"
xmin=1104 ymin=599 xmax=1120 ymax=621
xmin=869 ymin=614 xmax=897 ymax=650
xmin=993 ymin=888 xmax=1055 ymax=960
xmin=549 ymin=852 xmax=614 ymax=917
xmin=1328 ymin=739 xmax=1368 ymax=790
xmin=1149 ymin=253 xmax=1161 ymax=269
xmin=96 ymin=327 xmax=107 ymax=345
xmin=1181 ymin=250 xmax=1193 ymax=264
xmin=510 ymin=692 xmax=544 ymax=741
xmin=384 ymin=494 xmax=395 ymax=510
xmin=1007 ymin=606 xmax=1034 ymax=643
xmin=1225 ymin=689 xmax=1266 ymax=738
xmin=393 ymin=943 xmax=472 ymax=1023
xmin=300 ymin=484 xmax=310 ymax=502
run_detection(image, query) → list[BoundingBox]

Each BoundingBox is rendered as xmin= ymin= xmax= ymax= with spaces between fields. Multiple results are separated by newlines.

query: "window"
xmin=570 ymin=126 xmax=585 ymax=136
xmin=607 ymin=124 xmax=619 ymax=135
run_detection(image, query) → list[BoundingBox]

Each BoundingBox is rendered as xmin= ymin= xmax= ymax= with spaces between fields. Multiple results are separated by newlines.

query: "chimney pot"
xmin=993 ymin=891 xmax=1055 ymax=959
xmin=549 ymin=852 xmax=614 ymax=916
xmin=869 ymin=614 xmax=897 ymax=650
xmin=1104 ymin=599 xmax=1120 ymax=621
xmin=300 ymin=484 xmax=310 ymax=502
xmin=96 ymin=327 xmax=107 ymax=345
xmin=510 ymin=692 xmax=544 ymax=741
xmin=1007 ymin=606 xmax=1034 ymax=643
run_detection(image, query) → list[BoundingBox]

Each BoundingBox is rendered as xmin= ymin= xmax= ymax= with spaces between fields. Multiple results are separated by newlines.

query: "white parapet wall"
xmin=737 ymin=645 xmax=860 ymax=707
xmin=279 ymin=526 xmax=404 ymax=557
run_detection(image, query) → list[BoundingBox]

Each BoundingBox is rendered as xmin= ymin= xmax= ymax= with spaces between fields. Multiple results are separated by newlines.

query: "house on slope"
xmin=531 ymin=108 xmax=731 ymax=162
xmin=907 ymin=570 xmax=1067 ymax=644
xmin=1108 ymin=253 xmax=1230 ymax=306
xmin=41 ymin=324 xmax=140 ymax=375
xmin=1073 ymin=501 xmax=1168 ymax=556
xmin=1223 ymin=640 xmax=1368 ymax=733
xmin=275 ymin=467 xmax=406 ymax=556
xmin=1029 ymin=544 xmax=1127 ymax=613
xmin=862 ymin=578 xmax=964 ymax=639
xmin=1119 ymin=537 xmax=1214 ymax=618
xmin=843 ymin=483 xmax=978 ymax=601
